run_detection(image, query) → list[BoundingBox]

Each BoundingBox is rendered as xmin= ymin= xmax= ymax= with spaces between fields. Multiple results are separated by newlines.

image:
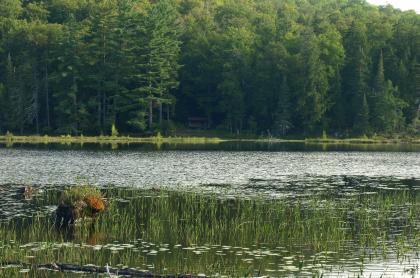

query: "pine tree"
xmin=84 ymin=0 xmax=121 ymax=133
xmin=5 ymin=53 xmax=27 ymax=134
xmin=411 ymin=64 xmax=420 ymax=132
xmin=342 ymin=21 xmax=370 ymax=132
xmin=351 ymin=45 xmax=371 ymax=135
xmin=371 ymin=51 xmax=406 ymax=133
xmin=354 ymin=93 xmax=370 ymax=136
xmin=298 ymin=30 xmax=329 ymax=133
xmin=371 ymin=50 xmax=387 ymax=132
xmin=122 ymin=0 xmax=180 ymax=131
xmin=273 ymin=75 xmax=292 ymax=136
xmin=52 ymin=18 xmax=86 ymax=135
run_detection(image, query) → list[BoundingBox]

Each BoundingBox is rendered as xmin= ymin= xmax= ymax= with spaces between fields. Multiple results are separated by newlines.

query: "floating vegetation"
xmin=0 ymin=186 xmax=420 ymax=276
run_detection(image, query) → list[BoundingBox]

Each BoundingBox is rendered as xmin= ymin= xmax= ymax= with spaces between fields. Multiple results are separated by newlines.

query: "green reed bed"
xmin=1 ymin=187 xmax=420 ymax=276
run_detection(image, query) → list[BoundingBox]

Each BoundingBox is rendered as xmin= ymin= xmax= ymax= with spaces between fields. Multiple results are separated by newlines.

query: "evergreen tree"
xmin=354 ymin=92 xmax=370 ymax=135
xmin=273 ymin=76 xmax=292 ymax=136
xmin=52 ymin=18 xmax=87 ymax=135
xmin=298 ymin=30 xmax=329 ymax=133
xmin=342 ymin=21 xmax=371 ymax=132
xmin=371 ymin=51 xmax=406 ymax=133
xmin=122 ymin=0 xmax=180 ymax=131
xmin=371 ymin=50 xmax=387 ymax=131
xmin=351 ymin=46 xmax=371 ymax=135
xmin=4 ymin=53 xmax=27 ymax=134
xmin=0 ymin=0 xmax=418 ymax=136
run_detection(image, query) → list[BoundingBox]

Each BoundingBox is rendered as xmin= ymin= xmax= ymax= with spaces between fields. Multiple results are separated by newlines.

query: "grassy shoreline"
xmin=0 ymin=134 xmax=226 ymax=145
xmin=0 ymin=133 xmax=419 ymax=145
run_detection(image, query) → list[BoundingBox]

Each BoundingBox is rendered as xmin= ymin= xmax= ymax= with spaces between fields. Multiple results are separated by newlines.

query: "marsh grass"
xmin=1 ymin=187 xmax=420 ymax=276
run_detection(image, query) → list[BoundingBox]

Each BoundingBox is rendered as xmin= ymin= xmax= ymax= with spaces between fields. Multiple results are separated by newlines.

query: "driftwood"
xmin=0 ymin=261 xmax=203 ymax=277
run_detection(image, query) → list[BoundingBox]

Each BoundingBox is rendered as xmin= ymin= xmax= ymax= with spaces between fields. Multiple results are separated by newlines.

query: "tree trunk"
xmin=113 ymin=96 xmax=117 ymax=124
xmin=103 ymin=91 xmax=107 ymax=131
xmin=18 ymin=81 xmax=24 ymax=135
xmin=33 ymin=66 xmax=39 ymax=135
xmin=148 ymin=100 xmax=153 ymax=130
xmin=159 ymin=102 xmax=163 ymax=125
xmin=97 ymin=89 xmax=102 ymax=132
xmin=45 ymin=62 xmax=50 ymax=129
xmin=73 ymin=77 xmax=78 ymax=136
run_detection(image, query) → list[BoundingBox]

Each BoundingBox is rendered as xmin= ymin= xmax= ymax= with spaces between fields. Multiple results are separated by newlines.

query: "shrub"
xmin=111 ymin=124 xmax=119 ymax=137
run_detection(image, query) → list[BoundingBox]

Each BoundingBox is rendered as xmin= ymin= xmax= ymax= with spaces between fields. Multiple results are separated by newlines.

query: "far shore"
xmin=1 ymin=134 xmax=419 ymax=145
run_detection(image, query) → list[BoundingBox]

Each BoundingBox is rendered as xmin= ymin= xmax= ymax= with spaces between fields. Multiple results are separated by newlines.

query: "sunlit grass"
xmin=1 ymin=133 xmax=419 ymax=147
xmin=0 ymin=133 xmax=226 ymax=146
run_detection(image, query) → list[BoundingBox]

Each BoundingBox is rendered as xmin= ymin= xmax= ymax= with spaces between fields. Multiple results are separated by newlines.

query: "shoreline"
xmin=0 ymin=134 xmax=419 ymax=145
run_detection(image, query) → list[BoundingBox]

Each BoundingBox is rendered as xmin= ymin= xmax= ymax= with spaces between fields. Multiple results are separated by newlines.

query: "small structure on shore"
xmin=56 ymin=186 xmax=106 ymax=226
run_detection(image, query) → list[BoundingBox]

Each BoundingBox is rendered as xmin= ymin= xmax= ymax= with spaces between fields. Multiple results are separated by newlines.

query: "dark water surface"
xmin=1 ymin=142 xmax=420 ymax=277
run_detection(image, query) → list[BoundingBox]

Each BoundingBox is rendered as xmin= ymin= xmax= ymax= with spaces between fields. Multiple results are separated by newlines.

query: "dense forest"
xmin=0 ymin=0 xmax=419 ymax=137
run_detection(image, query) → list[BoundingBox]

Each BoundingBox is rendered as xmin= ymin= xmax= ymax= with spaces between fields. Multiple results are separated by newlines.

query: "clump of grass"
xmin=56 ymin=185 xmax=106 ymax=225
xmin=61 ymin=185 xmax=103 ymax=206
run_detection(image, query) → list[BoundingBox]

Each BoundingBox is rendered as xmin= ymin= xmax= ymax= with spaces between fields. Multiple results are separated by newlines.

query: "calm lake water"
xmin=1 ymin=142 xmax=420 ymax=277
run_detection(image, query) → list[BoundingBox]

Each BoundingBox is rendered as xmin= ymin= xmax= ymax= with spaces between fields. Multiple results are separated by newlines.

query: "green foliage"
xmin=0 ymin=0 xmax=418 ymax=136
xmin=273 ymin=76 xmax=292 ymax=136
xmin=354 ymin=93 xmax=370 ymax=136
xmin=111 ymin=123 xmax=119 ymax=137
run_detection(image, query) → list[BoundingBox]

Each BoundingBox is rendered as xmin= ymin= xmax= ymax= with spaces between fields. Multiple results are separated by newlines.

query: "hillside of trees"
xmin=0 ymin=0 xmax=419 ymax=137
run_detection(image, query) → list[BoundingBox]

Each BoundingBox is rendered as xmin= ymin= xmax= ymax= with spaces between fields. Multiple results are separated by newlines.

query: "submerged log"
xmin=0 ymin=261 xmax=204 ymax=277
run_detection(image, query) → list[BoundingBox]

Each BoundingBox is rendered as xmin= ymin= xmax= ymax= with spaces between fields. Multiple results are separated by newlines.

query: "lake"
xmin=0 ymin=142 xmax=420 ymax=277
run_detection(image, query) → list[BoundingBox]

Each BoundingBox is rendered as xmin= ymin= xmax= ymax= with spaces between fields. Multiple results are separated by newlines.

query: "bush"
xmin=111 ymin=124 xmax=119 ymax=137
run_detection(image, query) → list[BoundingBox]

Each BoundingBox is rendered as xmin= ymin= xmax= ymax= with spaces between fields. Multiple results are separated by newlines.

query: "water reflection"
xmin=2 ymin=141 xmax=420 ymax=152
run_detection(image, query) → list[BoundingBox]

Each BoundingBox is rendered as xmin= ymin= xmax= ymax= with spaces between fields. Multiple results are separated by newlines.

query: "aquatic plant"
xmin=56 ymin=185 xmax=106 ymax=225
xmin=1 ymin=187 xmax=420 ymax=276
xmin=61 ymin=186 xmax=104 ymax=206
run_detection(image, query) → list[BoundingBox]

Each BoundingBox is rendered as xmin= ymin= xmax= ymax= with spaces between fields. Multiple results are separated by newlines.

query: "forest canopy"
xmin=0 ymin=0 xmax=419 ymax=137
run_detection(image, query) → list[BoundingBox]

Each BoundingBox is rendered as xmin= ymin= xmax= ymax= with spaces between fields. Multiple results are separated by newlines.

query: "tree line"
xmin=0 ymin=0 xmax=419 ymax=137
